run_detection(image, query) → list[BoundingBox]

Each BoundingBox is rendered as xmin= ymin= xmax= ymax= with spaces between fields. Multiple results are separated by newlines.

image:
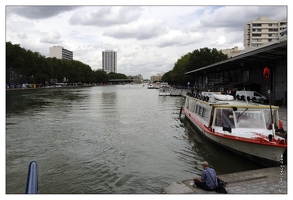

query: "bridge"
xmin=108 ymin=79 xmax=141 ymax=83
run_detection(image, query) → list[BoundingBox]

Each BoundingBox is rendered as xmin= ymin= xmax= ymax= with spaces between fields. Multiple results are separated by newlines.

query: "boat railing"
xmin=25 ymin=161 xmax=38 ymax=194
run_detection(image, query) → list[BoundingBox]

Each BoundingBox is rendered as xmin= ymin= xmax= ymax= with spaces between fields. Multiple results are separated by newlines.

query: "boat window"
xmin=236 ymin=110 xmax=265 ymax=128
xmin=198 ymin=106 xmax=202 ymax=116
xmin=263 ymin=109 xmax=279 ymax=129
xmin=214 ymin=109 xmax=235 ymax=128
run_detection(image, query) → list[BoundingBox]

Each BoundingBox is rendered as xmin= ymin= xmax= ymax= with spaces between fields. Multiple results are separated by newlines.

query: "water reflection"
xmin=6 ymin=85 xmax=263 ymax=194
xmin=181 ymin=119 xmax=263 ymax=175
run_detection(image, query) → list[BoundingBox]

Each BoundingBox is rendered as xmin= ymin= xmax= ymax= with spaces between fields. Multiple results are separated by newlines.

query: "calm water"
xmin=6 ymin=85 xmax=263 ymax=194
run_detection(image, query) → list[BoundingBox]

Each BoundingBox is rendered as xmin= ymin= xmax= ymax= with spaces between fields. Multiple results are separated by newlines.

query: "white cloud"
xmin=40 ymin=31 xmax=62 ymax=44
xmin=5 ymin=5 xmax=288 ymax=79
xmin=211 ymin=36 xmax=226 ymax=45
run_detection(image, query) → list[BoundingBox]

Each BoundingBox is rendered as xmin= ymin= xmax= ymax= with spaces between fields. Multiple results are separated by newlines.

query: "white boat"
xmin=159 ymin=83 xmax=171 ymax=96
xmin=181 ymin=92 xmax=287 ymax=167
xmin=147 ymin=84 xmax=155 ymax=89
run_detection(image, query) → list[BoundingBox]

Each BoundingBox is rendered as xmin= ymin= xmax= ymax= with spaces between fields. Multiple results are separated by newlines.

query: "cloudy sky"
xmin=5 ymin=2 xmax=288 ymax=79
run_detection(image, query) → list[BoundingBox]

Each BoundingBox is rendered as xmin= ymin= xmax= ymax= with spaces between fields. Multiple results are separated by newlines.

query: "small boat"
xmin=159 ymin=83 xmax=171 ymax=96
xmin=147 ymin=84 xmax=155 ymax=89
xmin=181 ymin=92 xmax=287 ymax=167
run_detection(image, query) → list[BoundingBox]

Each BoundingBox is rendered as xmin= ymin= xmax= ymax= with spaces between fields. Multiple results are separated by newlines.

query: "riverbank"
xmin=161 ymin=166 xmax=287 ymax=194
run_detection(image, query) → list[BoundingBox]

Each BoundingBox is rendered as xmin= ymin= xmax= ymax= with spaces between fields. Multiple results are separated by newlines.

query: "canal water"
xmin=6 ymin=85 xmax=263 ymax=194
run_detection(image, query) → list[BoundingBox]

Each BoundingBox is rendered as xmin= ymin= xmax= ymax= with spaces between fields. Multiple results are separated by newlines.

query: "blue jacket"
xmin=201 ymin=167 xmax=218 ymax=190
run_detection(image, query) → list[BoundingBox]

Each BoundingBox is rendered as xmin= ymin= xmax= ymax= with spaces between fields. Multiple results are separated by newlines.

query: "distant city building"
xmin=102 ymin=50 xmax=117 ymax=73
xmin=150 ymin=74 xmax=162 ymax=83
xmin=220 ymin=46 xmax=241 ymax=58
xmin=49 ymin=46 xmax=73 ymax=60
xmin=244 ymin=16 xmax=287 ymax=49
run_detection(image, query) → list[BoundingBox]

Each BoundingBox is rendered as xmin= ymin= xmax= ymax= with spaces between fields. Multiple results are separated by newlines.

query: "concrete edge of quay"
xmin=161 ymin=166 xmax=287 ymax=194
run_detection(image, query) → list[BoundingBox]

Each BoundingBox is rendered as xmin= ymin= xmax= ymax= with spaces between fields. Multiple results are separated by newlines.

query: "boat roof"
xmin=190 ymin=92 xmax=279 ymax=109
xmin=211 ymin=100 xmax=279 ymax=109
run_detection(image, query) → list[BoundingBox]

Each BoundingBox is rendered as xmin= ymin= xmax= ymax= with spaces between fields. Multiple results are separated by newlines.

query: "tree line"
xmin=6 ymin=41 xmax=228 ymax=86
xmin=162 ymin=47 xmax=228 ymax=86
xmin=6 ymin=41 xmax=128 ymax=86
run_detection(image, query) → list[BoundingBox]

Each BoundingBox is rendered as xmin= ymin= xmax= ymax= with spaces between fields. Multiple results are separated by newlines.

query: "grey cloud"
xmin=17 ymin=33 xmax=28 ymax=39
xmin=69 ymin=6 xmax=142 ymax=27
xmin=40 ymin=31 xmax=62 ymax=44
xmin=156 ymin=33 xmax=202 ymax=48
xmin=6 ymin=6 xmax=78 ymax=19
xmin=198 ymin=6 xmax=287 ymax=31
xmin=103 ymin=20 xmax=167 ymax=40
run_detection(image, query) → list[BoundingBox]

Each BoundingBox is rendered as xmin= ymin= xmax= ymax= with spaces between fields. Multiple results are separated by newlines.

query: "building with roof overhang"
xmin=185 ymin=40 xmax=287 ymax=105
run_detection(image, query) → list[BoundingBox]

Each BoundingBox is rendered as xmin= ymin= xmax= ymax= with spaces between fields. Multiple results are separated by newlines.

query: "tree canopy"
xmin=5 ymin=42 xmax=127 ymax=86
xmin=6 ymin=42 xmax=228 ymax=87
xmin=162 ymin=47 xmax=228 ymax=85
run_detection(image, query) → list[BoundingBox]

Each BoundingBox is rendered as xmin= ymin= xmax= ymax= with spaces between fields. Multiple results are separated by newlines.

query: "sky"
xmin=4 ymin=2 xmax=288 ymax=80
xmin=2 ymin=2 xmax=291 ymax=199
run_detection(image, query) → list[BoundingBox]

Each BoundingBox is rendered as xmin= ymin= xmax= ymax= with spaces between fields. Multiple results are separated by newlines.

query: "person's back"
xmin=193 ymin=161 xmax=218 ymax=191
xmin=202 ymin=167 xmax=218 ymax=190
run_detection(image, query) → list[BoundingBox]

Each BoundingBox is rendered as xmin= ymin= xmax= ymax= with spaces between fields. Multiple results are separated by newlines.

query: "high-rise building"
xmin=102 ymin=50 xmax=117 ymax=73
xmin=244 ymin=16 xmax=287 ymax=49
xmin=49 ymin=46 xmax=73 ymax=60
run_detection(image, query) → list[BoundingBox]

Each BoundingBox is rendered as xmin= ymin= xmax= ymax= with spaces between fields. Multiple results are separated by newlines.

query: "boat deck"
xmin=161 ymin=166 xmax=287 ymax=194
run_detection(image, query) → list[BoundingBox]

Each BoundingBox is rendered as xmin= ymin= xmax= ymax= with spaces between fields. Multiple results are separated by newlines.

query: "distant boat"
xmin=159 ymin=83 xmax=171 ymax=96
xmin=181 ymin=91 xmax=287 ymax=167
xmin=147 ymin=84 xmax=155 ymax=89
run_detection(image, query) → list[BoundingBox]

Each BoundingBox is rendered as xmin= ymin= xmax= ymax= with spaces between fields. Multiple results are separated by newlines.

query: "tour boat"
xmin=181 ymin=92 xmax=287 ymax=167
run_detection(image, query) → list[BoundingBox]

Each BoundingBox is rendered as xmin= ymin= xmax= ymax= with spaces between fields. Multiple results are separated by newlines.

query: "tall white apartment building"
xmin=49 ymin=46 xmax=73 ymax=60
xmin=102 ymin=50 xmax=117 ymax=73
xmin=244 ymin=16 xmax=287 ymax=49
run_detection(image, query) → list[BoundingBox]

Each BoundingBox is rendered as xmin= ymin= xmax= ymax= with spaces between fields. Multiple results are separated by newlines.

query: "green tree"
xmin=162 ymin=47 xmax=228 ymax=85
xmin=107 ymin=72 xmax=128 ymax=79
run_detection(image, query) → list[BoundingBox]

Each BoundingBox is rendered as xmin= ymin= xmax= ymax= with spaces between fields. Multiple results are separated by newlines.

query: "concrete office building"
xmin=244 ymin=16 xmax=287 ymax=49
xmin=221 ymin=46 xmax=242 ymax=58
xmin=49 ymin=46 xmax=73 ymax=60
xmin=102 ymin=50 xmax=117 ymax=73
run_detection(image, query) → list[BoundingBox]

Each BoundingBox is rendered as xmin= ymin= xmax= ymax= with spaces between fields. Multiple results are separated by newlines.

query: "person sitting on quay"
xmin=193 ymin=161 xmax=218 ymax=191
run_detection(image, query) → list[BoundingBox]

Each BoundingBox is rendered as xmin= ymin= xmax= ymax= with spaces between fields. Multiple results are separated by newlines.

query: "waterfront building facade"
xmin=150 ymin=74 xmax=162 ymax=83
xmin=102 ymin=50 xmax=117 ymax=73
xmin=49 ymin=46 xmax=73 ymax=60
xmin=244 ymin=16 xmax=287 ymax=49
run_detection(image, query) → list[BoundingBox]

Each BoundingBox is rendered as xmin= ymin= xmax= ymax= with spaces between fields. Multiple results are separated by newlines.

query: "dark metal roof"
xmin=185 ymin=40 xmax=287 ymax=74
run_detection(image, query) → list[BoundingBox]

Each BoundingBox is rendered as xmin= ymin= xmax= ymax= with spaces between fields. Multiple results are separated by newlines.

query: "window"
xmin=214 ymin=109 xmax=235 ymax=128
xmin=236 ymin=110 xmax=265 ymax=128
xmin=252 ymin=23 xmax=261 ymax=27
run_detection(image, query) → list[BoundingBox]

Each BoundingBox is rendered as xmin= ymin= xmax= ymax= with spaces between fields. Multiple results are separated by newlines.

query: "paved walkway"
xmin=161 ymin=166 xmax=287 ymax=194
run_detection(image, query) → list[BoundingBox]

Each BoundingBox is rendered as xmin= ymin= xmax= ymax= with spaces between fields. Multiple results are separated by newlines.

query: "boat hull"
xmin=182 ymin=107 xmax=286 ymax=167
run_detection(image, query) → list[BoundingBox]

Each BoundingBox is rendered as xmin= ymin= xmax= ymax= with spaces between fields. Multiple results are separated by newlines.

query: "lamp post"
xmin=263 ymin=67 xmax=275 ymax=139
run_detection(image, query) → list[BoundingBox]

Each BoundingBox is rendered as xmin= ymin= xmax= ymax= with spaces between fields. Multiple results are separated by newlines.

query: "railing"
xmin=25 ymin=161 xmax=38 ymax=194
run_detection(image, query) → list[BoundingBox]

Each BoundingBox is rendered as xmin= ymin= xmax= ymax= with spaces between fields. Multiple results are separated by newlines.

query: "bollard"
xmin=25 ymin=161 xmax=38 ymax=194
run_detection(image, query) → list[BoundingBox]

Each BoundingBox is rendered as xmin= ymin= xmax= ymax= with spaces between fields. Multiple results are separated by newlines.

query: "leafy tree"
xmin=6 ymin=42 xmax=108 ymax=85
xmin=93 ymin=69 xmax=108 ymax=83
xmin=107 ymin=72 xmax=128 ymax=79
xmin=162 ymin=47 xmax=228 ymax=85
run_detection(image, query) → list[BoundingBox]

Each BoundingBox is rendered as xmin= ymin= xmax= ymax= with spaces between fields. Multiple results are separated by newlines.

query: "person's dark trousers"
xmin=194 ymin=180 xmax=213 ymax=191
